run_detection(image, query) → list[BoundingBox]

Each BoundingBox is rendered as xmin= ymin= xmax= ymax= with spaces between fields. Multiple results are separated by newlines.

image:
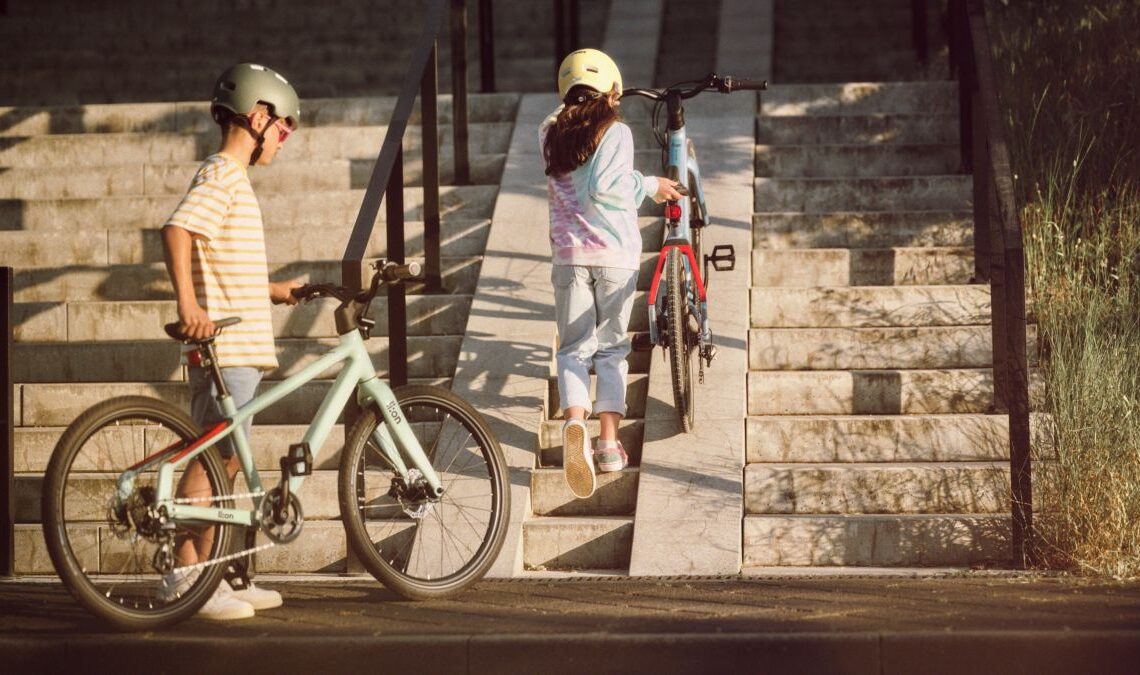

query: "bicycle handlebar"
xmin=291 ymin=260 xmax=423 ymax=304
xmin=622 ymin=73 xmax=767 ymax=102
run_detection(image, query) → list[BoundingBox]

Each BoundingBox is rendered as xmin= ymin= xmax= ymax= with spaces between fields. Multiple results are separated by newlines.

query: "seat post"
xmin=203 ymin=340 xmax=230 ymax=402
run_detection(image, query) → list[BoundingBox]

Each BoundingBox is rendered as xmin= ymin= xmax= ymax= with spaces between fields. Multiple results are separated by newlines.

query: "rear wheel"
xmin=41 ymin=396 xmax=237 ymax=630
xmin=665 ymin=248 xmax=697 ymax=432
xmin=339 ymin=384 xmax=510 ymax=599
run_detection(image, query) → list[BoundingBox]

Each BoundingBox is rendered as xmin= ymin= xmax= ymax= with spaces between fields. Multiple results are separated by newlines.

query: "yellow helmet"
xmin=557 ymin=48 xmax=622 ymax=100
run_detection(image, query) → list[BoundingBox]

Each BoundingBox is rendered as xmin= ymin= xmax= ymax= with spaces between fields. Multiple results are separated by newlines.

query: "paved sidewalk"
xmin=1 ymin=573 xmax=1137 ymax=673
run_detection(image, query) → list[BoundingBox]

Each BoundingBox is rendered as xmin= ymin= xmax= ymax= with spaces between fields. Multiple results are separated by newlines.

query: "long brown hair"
xmin=543 ymin=85 xmax=620 ymax=177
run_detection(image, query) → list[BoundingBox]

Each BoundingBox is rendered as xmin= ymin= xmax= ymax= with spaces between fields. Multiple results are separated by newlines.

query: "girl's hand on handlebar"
xmin=653 ymin=178 xmax=684 ymax=203
xmin=270 ymin=280 xmax=304 ymax=306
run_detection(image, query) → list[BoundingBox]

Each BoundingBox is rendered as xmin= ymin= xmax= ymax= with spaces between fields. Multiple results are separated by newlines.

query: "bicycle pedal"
xmin=282 ymin=442 xmax=313 ymax=477
xmin=705 ymin=245 xmax=736 ymax=272
xmin=702 ymin=344 xmax=719 ymax=366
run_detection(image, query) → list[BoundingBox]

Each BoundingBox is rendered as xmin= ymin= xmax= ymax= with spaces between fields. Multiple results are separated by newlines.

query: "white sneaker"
xmin=561 ymin=418 xmax=596 ymax=499
xmin=196 ymin=581 xmax=255 ymax=621
xmin=225 ymin=579 xmax=283 ymax=611
xmin=159 ymin=568 xmax=200 ymax=602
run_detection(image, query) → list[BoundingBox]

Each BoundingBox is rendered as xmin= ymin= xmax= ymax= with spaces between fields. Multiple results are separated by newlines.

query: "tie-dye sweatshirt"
xmin=540 ymin=110 xmax=659 ymax=270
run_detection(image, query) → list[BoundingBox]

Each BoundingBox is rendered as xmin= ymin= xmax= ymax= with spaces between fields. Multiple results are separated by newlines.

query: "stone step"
xmin=12 ymin=520 xmax=359 ymax=574
xmin=11 ymin=335 xmax=463 ymax=383
xmin=755 ymin=144 xmax=960 ymax=178
xmin=12 ymin=257 xmax=481 ymax=302
xmin=774 ymin=59 xmax=928 ymax=86
xmin=744 ymin=462 xmax=1009 ymax=515
xmin=746 ymin=414 xmax=1016 ymax=463
xmin=530 ymin=468 xmax=639 ymax=517
xmin=1 ymin=185 xmax=497 ymax=231
xmin=756 ymin=114 xmax=958 ymax=145
xmin=742 ymin=514 xmax=1010 ymax=566
xmin=752 ymin=211 xmax=973 ymax=249
xmin=523 ymin=516 xmax=634 ymax=570
xmin=15 ymin=423 xmax=346 ymax=474
xmin=548 ymin=374 xmax=651 ymax=420
xmin=0 ymin=124 xmax=512 ymax=168
xmin=746 ymin=368 xmax=1044 ymax=416
xmin=751 ymin=248 xmax=974 ymax=287
xmin=538 ymin=419 xmax=645 ymax=468
xmin=1 ymin=218 xmax=492 ymax=267
xmin=748 ymin=326 xmax=1039 ymax=371
xmin=754 ymin=176 xmax=970 ymax=213
xmin=761 ymin=82 xmax=957 ymax=117
xmin=750 ymin=285 xmax=990 ymax=328
xmin=16 ymin=378 xmax=448 ymax=427
xmin=15 ymin=294 xmax=473 ymax=343
xmin=0 ymin=156 xmax=506 ymax=199
xmin=0 ymin=95 xmax=520 ymax=137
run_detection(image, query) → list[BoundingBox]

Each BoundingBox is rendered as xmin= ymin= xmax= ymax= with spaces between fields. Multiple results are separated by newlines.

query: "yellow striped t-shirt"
xmin=164 ymin=153 xmax=277 ymax=370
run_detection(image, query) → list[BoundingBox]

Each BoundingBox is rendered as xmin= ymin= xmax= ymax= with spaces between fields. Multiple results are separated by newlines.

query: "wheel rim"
xmin=352 ymin=397 xmax=503 ymax=585
xmin=49 ymin=406 xmax=231 ymax=619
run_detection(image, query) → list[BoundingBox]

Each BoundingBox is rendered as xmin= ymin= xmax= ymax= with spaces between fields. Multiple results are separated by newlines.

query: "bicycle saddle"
xmin=163 ymin=317 xmax=242 ymax=343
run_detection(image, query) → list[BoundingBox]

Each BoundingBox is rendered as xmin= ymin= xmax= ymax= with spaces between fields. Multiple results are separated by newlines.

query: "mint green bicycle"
xmin=40 ymin=260 xmax=510 ymax=630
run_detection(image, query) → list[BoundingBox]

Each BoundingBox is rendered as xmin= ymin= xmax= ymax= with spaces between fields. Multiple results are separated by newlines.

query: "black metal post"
xmin=569 ymin=0 xmax=580 ymax=52
xmin=387 ymin=150 xmax=409 ymax=388
xmin=450 ymin=0 xmax=472 ymax=186
xmin=912 ymin=0 xmax=929 ymax=67
xmin=422 ymin=44 xmax=445 ymax=294
xmin=966 ymin=0 xmax=1033 ymax=566
xmin=971 ymin=95 xmax=990 ymax=284
xmin=1 ymin=267 xmax=13 ymax=577
xmin=555 ymin=0 xmax=567 ymax=69
xmin=478 ymin=0 xmax=496 ymax=93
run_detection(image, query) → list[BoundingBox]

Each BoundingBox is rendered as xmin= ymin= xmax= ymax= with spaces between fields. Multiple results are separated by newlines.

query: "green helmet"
xmin=210 ymin=63 xmax=300 ymax=128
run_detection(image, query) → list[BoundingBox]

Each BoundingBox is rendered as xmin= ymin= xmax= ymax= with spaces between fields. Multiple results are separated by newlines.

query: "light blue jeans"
xmin=189 ymin=366 xmax=263 ymax=459
xmin=552 ymin=264 xmax=638 ymax=417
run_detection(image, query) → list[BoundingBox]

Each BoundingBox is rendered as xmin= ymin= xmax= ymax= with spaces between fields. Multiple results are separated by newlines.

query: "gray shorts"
xmin=188 ymin=366 xmax=262 ymax=458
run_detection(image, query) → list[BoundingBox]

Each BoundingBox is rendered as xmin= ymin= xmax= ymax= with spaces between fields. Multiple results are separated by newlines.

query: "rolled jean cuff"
xmin=593 ymin=398 xmax=626 ymax=416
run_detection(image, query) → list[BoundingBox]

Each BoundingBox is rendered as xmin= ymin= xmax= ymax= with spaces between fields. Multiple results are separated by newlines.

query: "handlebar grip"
xmin=727 ymin=77 xmax=768 ymax=91
xmin=381 ymin=261 xmax=423 ymax=282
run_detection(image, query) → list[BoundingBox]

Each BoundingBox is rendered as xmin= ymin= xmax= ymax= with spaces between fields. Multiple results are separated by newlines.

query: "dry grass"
xmin=987 ymin=0 xmax=1140 ymax=576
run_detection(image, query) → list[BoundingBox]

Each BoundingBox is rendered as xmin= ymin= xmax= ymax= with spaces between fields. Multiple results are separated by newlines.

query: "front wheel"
xmin=41 ymin=396 xmax=238 ymax=630
xmin=665 ymin=248 xmax=697 ymax=432
xmin=339 ymin=384 xmax=510 ymax=599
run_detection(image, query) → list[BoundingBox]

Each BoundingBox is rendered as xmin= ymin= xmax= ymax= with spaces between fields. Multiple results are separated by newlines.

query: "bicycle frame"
xmin=116 ymin=328 xmax=440 ymax=528
xmin=646 ymin=111 xmax=712 ymax=347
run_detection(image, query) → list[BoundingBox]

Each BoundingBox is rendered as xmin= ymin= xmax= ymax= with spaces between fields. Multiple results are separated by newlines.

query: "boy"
xmin=161 ymin=63 xmax=303 ymax=620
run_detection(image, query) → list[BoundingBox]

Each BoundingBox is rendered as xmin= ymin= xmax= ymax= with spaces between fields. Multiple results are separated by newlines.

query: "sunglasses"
xmin=274 ymin=118 xmax=294 ymax=143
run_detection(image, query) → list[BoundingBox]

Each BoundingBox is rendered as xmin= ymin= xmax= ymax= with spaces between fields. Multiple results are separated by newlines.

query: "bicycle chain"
xmin=168 ymin=490 xmax=273 ymax=574
xmin=174 ymin=541 xmax=278 ymax=575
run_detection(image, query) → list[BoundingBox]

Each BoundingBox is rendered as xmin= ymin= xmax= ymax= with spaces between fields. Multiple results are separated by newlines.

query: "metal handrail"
xmin=947 ymin=0 xmax=1034 ymax=566
xmin=341 ymin=0 xmax=469 ymax=387
xmin=2 ymin=266 xmax=12 ymax=577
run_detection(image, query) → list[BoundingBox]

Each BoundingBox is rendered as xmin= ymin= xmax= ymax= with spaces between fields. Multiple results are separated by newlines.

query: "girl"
xmin=541 ymin=49 xmax=681 ymax=499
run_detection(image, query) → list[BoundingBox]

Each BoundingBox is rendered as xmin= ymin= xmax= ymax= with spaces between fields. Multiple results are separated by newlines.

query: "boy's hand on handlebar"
xmin=270 ymin=280 xmax=304 ymax=306
xmin=654 ymin=178 xmax=685 ymax=203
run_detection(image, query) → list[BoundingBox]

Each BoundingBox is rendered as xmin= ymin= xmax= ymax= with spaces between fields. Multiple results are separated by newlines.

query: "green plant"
xmin=987 ymin=0 xmax=1140 ymax=577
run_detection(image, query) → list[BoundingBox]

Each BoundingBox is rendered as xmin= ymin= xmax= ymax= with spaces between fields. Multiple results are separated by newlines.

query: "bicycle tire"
xmin=41 ymin=396 xmax=238 ymax=630
xmin=665 ymin=248 xmax=697 ymax=432
xmin=339 ymin=384 xmax=509 ymax=600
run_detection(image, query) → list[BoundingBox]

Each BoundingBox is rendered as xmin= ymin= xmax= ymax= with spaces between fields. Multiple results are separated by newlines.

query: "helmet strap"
xmin=234 ymin=113 xmax=272 ymax=166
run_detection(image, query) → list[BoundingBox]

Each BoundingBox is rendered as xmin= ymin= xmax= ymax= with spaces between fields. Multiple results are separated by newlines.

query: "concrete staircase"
xmin=3 ymin=91 xmax=519 ymax=573
xmin=0 ymin=0 xmax=612 ymax=105
xmin=4 ymin=0 xmax=1041 ymax=578
xmin=743 ymin=78 xmax=1029 ymax=568
xmin=773 ymin=0 xmax=944 ymax=84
